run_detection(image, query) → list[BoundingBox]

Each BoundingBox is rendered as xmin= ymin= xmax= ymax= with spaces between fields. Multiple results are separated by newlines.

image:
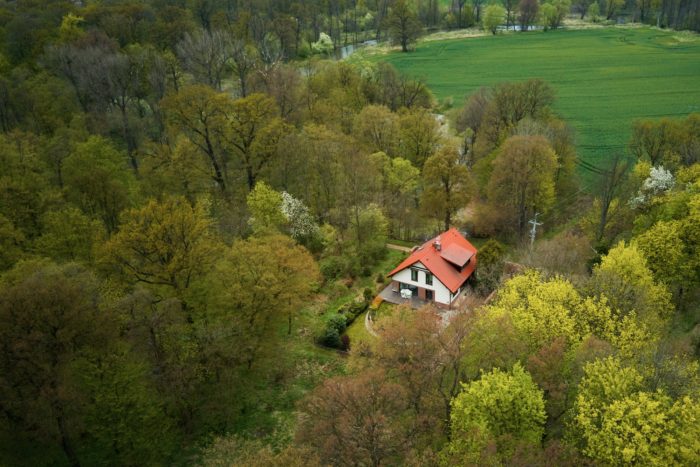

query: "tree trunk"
xmin=57 ymin=415 xmax=81 ymax=467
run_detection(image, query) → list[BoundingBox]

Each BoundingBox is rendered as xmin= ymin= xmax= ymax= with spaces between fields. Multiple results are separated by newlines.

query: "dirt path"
xmin=364 ymin=311 xmax=379 ymax=337
xmin=386 ymin=243 xmax=412 ymax=253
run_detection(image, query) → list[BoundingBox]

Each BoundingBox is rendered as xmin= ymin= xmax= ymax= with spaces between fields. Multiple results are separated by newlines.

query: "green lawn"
xmin=375 ymin=27 xmax=700 ymax=179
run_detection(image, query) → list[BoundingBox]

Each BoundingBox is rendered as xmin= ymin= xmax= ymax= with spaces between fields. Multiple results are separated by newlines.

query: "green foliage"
xmin=445 ymin=363 xmax=546 ymax=463
xmin=34 ymin=206 xmax=104 ymax=262
xmin=587 ymin=241 xmax=674 ymax=324
xmin=541 ymin=0 xmax=571 ymax=30
xmin=421 ymin=144 xmax=474 ymax=230
xmin=63 ymin=136 xmax=135 ymax=233
xmin=488 ymin=271 xmax=582 ymax=351
xmin=573 ymin=356 xmax=700 ymax=465
xmin=100 ymin=196 xmax=221 ymax=297
xmin=0 ymin=214 xmax=25 ymax=270
xmin=321 ymin=314 xmax=347 ymax=348
xmin=387 ymin=0 xmax=423 ymax=52
xmin=588 ymin=1 xmax=600 ymax=20
xmin=487 ymin=135 xmax=558 ymax=237
xmin=247 ymin=181 xmax=285 ymax=233
xmin=483 ymin=5 xmax=506 ymax=34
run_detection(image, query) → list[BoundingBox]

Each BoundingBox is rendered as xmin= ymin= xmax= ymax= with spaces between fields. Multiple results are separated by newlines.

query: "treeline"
xmin=0 ymin=0 xmax=699 ymax=73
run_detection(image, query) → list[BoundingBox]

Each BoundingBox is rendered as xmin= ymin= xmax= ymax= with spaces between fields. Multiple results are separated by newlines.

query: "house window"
xmin=411 ymin=269 xmax=418 ymax=281
xmin=426 ymin=289 xmax=433 ymax=301
xmin=425 ymin=272 xmax=433 ymax=285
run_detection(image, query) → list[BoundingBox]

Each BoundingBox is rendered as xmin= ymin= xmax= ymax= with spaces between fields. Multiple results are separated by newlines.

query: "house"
xmin=387 ymin=228 xmax=477 ymax=308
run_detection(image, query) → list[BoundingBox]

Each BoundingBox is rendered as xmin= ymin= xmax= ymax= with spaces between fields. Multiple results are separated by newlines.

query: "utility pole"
xmin=529 ymin=212 xmax=542 ymax=249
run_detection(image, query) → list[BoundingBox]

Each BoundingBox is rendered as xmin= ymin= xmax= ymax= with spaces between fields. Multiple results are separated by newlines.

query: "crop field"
xmin=376 ymin=27 xmax=700 ymax=178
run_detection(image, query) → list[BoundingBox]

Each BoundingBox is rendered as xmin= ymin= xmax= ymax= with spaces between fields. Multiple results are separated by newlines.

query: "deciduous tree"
xmin=421 ymin=144 xmax=474 ymax=230
xmin=387 ymin=0 xmax=422 ymax=52
xmin=487 ymin=135 xmax=557 ymax=237
xmin=63 ymin=136 xmax=135 ymax=233
xmin=161 ymin=84 xmax=232 ymax=193
xmin=483 ymin=4 xmax=506 ymax=34
xmin=297 ymin=369 xmax=410 ymax=466
xmin=444 ymin=363 xmax=546 ymax=464
xmin=100 ymin=196 xmax=221 ymax=301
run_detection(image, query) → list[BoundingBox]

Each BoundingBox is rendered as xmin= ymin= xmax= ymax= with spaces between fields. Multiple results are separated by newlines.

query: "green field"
xmin=376 ymin=27 xmax=700 ymax=177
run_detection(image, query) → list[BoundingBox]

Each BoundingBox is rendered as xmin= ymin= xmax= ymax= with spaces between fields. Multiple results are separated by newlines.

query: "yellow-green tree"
xmin=444 ymin=363 xmax=546 ymax=464
xmin=100 ymin=196 xmax=221 ymax=301
xmin=246 ymin=181 xmax=285 ymax=233
xmin=62 ymin=136 xmax=136 ymax=233
xmin=206 ymin=233 xmax=319 ymax=360
xmin=353 ymin=104 xmax=400 ymax=155
xmin=488 ymin=271 xmax=582 ymax=351
xmin=161 ymin=84 xmax=232 ymax=193
xmin=398 ymin=107 xmax=440 ymax=168
xmin=34 ymin=206 xmax=105 ymax=263
xmin=489 ymin=270 xmax=656 ymax=358
xmin=226 ymin=93 xmax=287 ymax=191
xmin=587 ymin=241 xmax=673 ymax=328
xmin=573 ymin=356 xmax=700 ymax=466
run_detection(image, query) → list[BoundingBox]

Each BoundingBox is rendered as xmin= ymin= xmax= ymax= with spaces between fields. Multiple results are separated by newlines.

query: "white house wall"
xmin=392 ymin=262 xmax=452 ymax=305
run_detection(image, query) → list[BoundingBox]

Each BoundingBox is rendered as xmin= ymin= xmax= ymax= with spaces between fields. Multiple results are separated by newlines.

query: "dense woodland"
xmin=0 ymin=1 xmax=699 ymax=466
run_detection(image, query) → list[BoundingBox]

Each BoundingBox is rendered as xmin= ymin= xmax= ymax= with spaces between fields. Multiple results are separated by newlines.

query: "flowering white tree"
xmin=281 ymin=192 xmax=318 ymax=240
xmin=630 ymin=165 xmax=675 ymax=208
xmin=311 ymin=32 xmax=334 ymax=56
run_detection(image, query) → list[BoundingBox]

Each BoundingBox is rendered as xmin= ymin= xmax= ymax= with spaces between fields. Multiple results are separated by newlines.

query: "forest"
xmin=0 ymin=0 xmax=699 ymax=466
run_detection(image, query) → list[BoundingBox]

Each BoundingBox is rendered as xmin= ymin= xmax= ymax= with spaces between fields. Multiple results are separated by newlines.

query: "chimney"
xmin=433 ymin=236 xmax=441 ymax=251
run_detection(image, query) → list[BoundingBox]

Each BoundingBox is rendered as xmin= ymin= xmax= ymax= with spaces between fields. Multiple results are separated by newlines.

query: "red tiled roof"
xmin=388 ymin=228 xmax=478 ymax=293
xmin=440 ymin=243 xmax=473 ymax=267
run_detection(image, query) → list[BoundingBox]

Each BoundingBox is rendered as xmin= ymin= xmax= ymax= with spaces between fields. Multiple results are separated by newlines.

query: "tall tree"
xmin=387 ymin=0 xmax=423 ymax=52
xmin=63 ymin=136 xmax=135 ymax=233
xmin=297 ymin=369 xmax=410 ymax=466
xmin=177 ymin=29 xmax=235 ymax=90
xmin=444 ymin=363 xmax=546 ymax=464
xmin=421 ymin=144 xmax=474 ymax=230
xmin=100 ymin=196 xmax=221 ymax=302
xmin=518 ymin=0 xmax=540 ymax=30
xmin=0 ymin=262 xmax=110 ymax=467
xmin=487 ymin=135 xmax=558 ymax=237
xmin=205 ymin=234 xmax=319 ymax=364
xmin=226 ymin=93 xmax=287 ymax=191
xmin=483 ymin=4 xmax=506 ymax=34
xmin=594 ymin=152 xmax=632 ymax=243
xmin=161 ymin=84 xmax=232 ymax=193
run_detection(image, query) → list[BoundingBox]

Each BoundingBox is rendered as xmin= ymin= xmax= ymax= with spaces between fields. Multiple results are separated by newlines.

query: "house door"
xmin=425 ymin=289 xmax=433 ymax=301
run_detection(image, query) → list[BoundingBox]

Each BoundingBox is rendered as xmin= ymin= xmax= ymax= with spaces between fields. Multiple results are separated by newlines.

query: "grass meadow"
xmin=374 ymin=27 xmax=700 ymax=179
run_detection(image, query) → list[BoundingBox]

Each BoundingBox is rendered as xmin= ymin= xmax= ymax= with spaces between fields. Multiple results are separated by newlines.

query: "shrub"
xmin=321 ymin=326 xmax=341 ymax=348
xmin=340 ymin=334 xmax=351 ymax=351
xmin=320 ymin=314 xmax=348 ymax=348
xmin=320 ymin=256 xmax=345 ymax=280
xmin=338 ymin=299 xmax=370 ymax=325
xmin=328 ymin=314 xmax=347 ymax=334
xmin=363 ymin=287 xmax=374 ymax=302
